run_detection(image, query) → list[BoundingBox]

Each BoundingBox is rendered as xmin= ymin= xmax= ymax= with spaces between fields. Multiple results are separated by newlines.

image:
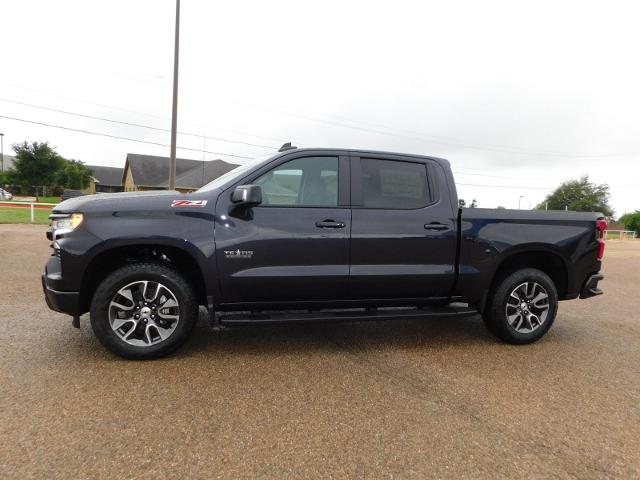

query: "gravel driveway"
xmin=1 ymin=224 xmax=638 ymax=479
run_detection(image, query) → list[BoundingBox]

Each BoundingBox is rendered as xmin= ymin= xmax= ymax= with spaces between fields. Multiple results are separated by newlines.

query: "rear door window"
xmin=360 ymin=158 xmax=432 ymax=209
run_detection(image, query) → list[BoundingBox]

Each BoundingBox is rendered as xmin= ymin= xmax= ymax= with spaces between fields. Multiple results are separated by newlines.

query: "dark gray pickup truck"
xmin=43 ymin=146 xmax=606 ymax=359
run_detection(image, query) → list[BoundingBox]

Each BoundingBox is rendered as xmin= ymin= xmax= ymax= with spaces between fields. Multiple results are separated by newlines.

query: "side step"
xmin=218 ymin=303 xmax=477 ymax=326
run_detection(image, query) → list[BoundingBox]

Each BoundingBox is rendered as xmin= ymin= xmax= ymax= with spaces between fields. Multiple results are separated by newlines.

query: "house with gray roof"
xmin=122 ymin=153 xmax=239 ymax=193
xmin=87 ymin=165 xmax=125 ymax=193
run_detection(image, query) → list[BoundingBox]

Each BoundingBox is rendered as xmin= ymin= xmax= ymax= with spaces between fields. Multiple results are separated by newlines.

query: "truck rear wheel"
xmin=90 ymin=263 xmax=198 ymax=359
xmin=482 ymin=268 xmax=558 ymax=344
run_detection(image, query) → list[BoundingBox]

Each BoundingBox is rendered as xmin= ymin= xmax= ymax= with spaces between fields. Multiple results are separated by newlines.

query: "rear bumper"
xmin=42 ymin=258 xmax=80 ymax=316
xmin=580 ymin=272 xmax=604 ymax=299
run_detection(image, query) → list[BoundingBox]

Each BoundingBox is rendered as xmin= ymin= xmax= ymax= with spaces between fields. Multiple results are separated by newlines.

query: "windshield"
xmin=197 ymin=153 xmax=277 ymax=193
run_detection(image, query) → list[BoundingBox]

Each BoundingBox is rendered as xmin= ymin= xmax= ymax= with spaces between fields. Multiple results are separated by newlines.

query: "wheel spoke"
xmin=523 ymin=314 xmax=534 ymax=330
xmin=123 ymin=323 xmax=139 ymax=341
xmin=110 ymin=300 xmax=134 ymax=312
xmin=111 ymin=317 xmax=134 ymax=331
xmin=529 ymin=313 xmax=541 ymax=327
xmin=120 ymin=288 xmax=134 ymax=304
xmin=514 ymin=315 xmax=525 ymax=331
xmin=531 ymin=291 xmax=549 ymax=308
xmin=143 ymin=282 xmax=161 ymax=302
xmin=151 ymin=322 xmax=172 ymax=341
xmin=507 ymin=312 xmax=522 ymax=327
xmin=159 ymin=298 xmax=177 ymax=309
xmin=144 ymin=324 xmax=155 ymax=344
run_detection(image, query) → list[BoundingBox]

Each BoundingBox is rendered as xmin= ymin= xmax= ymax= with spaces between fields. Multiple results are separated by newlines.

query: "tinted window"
xmin=254 ymin=156 xmax=338 ymax=207
xmin=360 ymin=159 xmax=431 ymax=209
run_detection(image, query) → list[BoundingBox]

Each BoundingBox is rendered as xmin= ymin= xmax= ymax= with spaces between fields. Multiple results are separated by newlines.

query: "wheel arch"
xmin=79 ymin=242 xmax=209 ymax=313
xmin=486 ymin=248 xmax=570 ymax=306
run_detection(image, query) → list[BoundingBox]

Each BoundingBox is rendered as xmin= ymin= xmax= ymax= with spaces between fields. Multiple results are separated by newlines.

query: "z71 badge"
xmin=171 ymin=200 xmax=208 ymax=208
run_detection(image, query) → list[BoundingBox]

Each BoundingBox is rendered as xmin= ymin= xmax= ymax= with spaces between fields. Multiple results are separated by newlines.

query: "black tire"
xmin=482 ymin=268 xmax=558 ymax=344
xmin=90 ymin=262 xmax=198 ymax=359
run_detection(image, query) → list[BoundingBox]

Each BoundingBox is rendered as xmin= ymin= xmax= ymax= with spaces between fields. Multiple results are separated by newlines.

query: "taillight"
xmin=596 ymin=218 xmax=607 ymax=260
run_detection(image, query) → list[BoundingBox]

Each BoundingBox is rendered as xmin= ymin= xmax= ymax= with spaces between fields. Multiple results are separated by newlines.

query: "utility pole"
xmin=169 ymin=0 xmax=180 ymax=190
xmin=0 ymin=133 xmax=4 ymax=172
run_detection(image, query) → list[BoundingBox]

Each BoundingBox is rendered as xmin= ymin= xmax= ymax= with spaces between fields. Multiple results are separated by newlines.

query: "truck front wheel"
xmin=483 ymin=268 xmax=558 ymax=344
xmin=90 ymin=263 xmax=198 ymax=359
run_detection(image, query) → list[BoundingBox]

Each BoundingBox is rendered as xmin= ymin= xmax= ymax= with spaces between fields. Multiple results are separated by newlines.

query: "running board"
xmin=218 ymin=303 xmax=477 ymax=326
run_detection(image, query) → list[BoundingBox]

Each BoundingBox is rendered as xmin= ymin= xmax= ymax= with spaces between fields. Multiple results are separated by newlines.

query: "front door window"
xmin=254 ymin=156 xmax=338 ymax=207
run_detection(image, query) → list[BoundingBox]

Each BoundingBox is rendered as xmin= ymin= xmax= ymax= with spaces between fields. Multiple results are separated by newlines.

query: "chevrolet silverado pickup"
xmin=42 ymin=146 xmax=606 ymax=359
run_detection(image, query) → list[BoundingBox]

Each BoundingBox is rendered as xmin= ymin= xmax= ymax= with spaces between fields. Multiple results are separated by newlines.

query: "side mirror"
xmin=231 ymin=184 xmax=262 ymax=207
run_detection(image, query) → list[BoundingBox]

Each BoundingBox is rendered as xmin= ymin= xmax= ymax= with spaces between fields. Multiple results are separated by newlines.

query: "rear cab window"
xmin=359 ymin=158 xmax=434 ymax=209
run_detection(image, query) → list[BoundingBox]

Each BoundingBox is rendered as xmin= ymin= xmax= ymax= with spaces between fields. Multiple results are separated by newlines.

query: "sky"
xmin=1 ymin=0 xmax=639 ymax=214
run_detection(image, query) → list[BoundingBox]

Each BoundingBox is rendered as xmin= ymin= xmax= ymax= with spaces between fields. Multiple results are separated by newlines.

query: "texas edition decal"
xmin=171 ymin=200 xmax=208 ymax=208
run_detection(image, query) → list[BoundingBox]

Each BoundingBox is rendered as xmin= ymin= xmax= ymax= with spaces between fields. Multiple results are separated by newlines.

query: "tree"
xmin=619 ymin=211 xmax=640 ymax=235
xmin=536 ymin=175 xmax=613 ymax=217
xmin=496 ymin=205 xmax=506 ymax=209
xmin=8 ymin=141 xmax=64 ymax=193
xmin=56 ymin=159 xmax=92 ymax=190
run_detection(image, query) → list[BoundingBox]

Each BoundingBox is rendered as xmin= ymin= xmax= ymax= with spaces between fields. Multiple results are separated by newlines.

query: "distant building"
xmin=122 ymin=153 xmax=239 ymax=193
xmin=2 ymin=153 xmax=238 ymax=194
xmin=86 ymin=165 xmax=125 ymax=193
xmin=1 ymin=155 xmax=16 ymax=172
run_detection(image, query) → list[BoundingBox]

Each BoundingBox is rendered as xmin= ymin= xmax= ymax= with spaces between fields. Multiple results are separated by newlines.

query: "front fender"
xmin=56 ymin=210 xmax=218 ymax=300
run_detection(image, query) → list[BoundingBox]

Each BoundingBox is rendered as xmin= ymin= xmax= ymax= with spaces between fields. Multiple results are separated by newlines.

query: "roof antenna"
xmin=278 ymin=142 xmax=297 ymax=152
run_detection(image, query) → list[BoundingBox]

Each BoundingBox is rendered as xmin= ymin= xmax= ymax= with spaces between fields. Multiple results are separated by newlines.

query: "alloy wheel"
xmin=505 ymin=281 xmax=550 ymax=334
xmin=108 ymin=280 xmax=180 ymax=347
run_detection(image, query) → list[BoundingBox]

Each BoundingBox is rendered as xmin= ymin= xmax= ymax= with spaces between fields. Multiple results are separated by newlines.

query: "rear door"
xmin=214 ymin=152 xmax=351 ymax=304
xmin=349 ymin=153 xmax=457 ymax=299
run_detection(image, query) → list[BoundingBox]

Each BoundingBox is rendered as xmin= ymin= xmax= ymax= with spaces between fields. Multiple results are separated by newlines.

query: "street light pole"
xmin=168 ymin=0 xmax=180 ymax=190
xmin=518 ymin=195 xmax=524 ymax=209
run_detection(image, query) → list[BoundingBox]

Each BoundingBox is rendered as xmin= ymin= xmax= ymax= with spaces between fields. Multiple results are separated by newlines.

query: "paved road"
xmin=1 ymin=224 xmax=638 ymax=479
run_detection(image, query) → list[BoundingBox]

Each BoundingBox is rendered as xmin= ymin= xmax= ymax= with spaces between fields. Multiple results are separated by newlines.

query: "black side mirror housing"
xmin=231 ymin=184 xmax=262 ymax=207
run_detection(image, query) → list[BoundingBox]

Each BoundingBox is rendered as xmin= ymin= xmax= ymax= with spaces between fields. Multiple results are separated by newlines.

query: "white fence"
xmin=0 ymin=201 xmax=58 ymax=223
xmin=605 ymin=229 xmax=637 ymax=240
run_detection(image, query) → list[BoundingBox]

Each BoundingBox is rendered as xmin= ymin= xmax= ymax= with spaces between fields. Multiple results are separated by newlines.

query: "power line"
xmin=453 ymin=170 xmax=552 ymax=181
xmin=1 ymin=82 xmax=285 ymax=144
xmin=0 ymin=97 xmax=277 ymax=150
xmin=243 ymin=102 xmax=640 ymax=159
xmin=6 ymin=82 xmax=639 ymax=159
xmin=0 ymin=114 xmax=254 ymax=160
xmin=456 ymin=182 xmax=554 ymax=190
xmin=457 ymin=177 xmax=638 ymax=188
xmin=2 ymin=108 xmax=637 ymax=189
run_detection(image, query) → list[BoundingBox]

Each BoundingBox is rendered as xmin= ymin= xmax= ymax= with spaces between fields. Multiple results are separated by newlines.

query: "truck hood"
xmin=53 ymin=190 xmax=218 ymax=214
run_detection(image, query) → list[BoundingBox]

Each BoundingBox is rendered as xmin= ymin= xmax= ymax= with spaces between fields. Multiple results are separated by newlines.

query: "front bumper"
xmin=42 ymin=257 xmax=80 ymax=316
xmin=580 ymin=272 xmax=604 ymax=299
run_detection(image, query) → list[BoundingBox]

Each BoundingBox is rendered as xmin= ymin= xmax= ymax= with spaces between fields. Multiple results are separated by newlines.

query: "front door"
xmin=349 ymin=154 xmax=457 ymax=300
xmin=215 ymin=153 xmax=351 ymax=304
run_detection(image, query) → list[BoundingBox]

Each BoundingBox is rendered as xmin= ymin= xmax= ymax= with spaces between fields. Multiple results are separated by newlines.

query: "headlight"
xmin=50 ymin=213 xmax=84 ymax=232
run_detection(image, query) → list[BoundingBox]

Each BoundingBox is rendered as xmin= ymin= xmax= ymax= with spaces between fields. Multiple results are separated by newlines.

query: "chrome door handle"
xmin=316 ymin=220 xmax=345 ymax=228
xmin=424 ymin=223 xmax=449 ymax=231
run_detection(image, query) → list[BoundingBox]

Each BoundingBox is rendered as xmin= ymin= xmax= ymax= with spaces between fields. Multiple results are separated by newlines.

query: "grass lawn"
xmin=0 ymin=206 xmax=52 ymax=224
xmin=36 ymin=196 xmax=61 ymax=204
